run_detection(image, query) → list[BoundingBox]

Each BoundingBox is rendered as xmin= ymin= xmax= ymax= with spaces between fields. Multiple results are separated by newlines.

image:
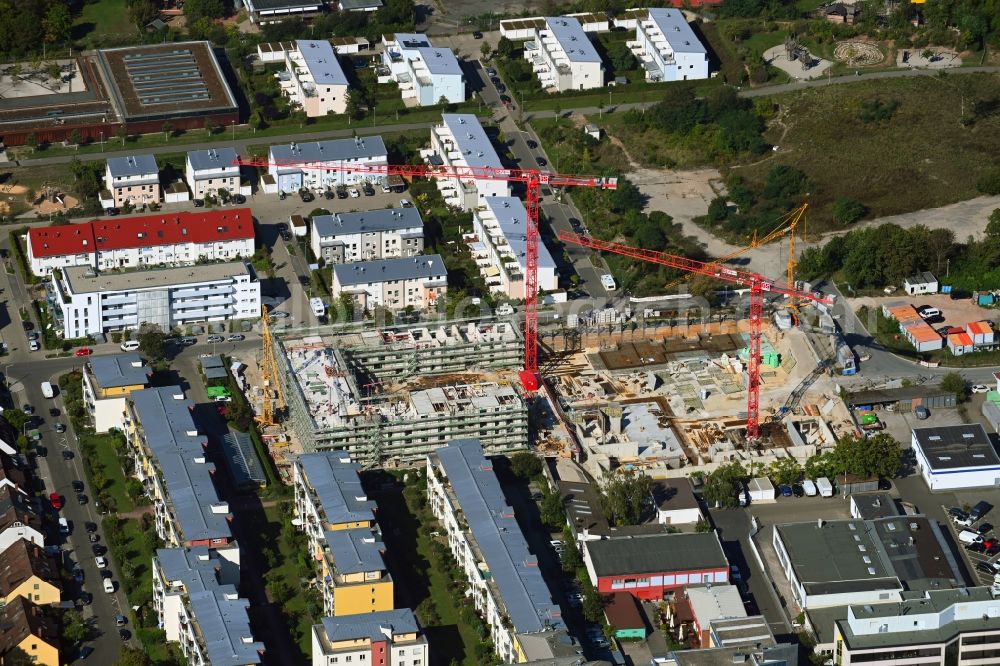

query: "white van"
xmin=41 ymin=382 xmax=54 ymax=399
xmin=310 ymin=297 xmax=326 ymax=318
xmin=120 ymin=340 xmax=140 ymax=351
xmin=58 ymin=517 xmax=70 ymax=535
xmin=496 ymin=304 xmax=515 ymax=316
xmin=600 ymin=274 xmax=617 ymax=291
xmin=959 ymin=529 xmax=984 ymax=545
xmin=802 ymin=479 xmax=818 ymax=497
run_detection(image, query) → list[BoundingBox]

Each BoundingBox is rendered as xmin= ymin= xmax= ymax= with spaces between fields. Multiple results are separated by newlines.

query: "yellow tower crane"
xmin=256 ymin=305 xmax=286 ymax=428
xmin=665 ymin=203 xmax=808 ymax=291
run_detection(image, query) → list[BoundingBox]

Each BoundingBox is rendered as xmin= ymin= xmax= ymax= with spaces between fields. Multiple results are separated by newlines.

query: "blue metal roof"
xmin=543 ymin=17 xmax=601 ymax=63
xmin=156 ymin=547 xmax=263 ymax=665
xmin=324 ymin=527 xmax=387 ymax=575
xmin=269 ymin=136 xmax=388 ymax=166
xmin=440 ymin=114 xmax=503 ymax=170
xmin=333 ymin=254 xmax=446 ymax=287
xmin=297 ymin=453 xmax=375 ymax=524
xmin=434 ymin=440 xmax=563 ymax=634
xmin=187 ymin=147 xmax=240 ymax=173
xmin=88 ymin=353 xmax=150 ymax=389
xmin=646 ymin=8 xmax=707 ymax=55
xmin=107 ymin=154 xmax=158 ymax=178
xmin=131 ymin=387 xmax=231 ymax=544
xmin=320 ymin=608 xmax=419 ymax=642
xmin=295 ymin=39 xmax=349 ymax=86
xmin=416 ymin=47 xmax=463 ymax=76
xmin=312 ymin=207 xmax=423 ymax=238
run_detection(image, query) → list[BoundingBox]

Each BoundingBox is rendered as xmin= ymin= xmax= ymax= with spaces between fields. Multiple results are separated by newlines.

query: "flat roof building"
xmin=332 ymin=254 xmax=447 ymax=312
xmin=634 ymin=8 xmax=709 ymax=82
xmin=381 ymin=34 xmax=465 ymax=107
xmin=427 ymin=440 xmax=569 ymax=664
xmin=912 ymin=424 xmax=1000 ymax=490
xmin=279 ymin=40 xmax=349 ymax=117
xmin=468 ymin=197 xmax=558 ymax=299
xmin=243 ymin=0 xmax=325 ymax=24
xmin=82 ymin=353 xmax=151 ymax=433
xmin=524 ymin=17 xmax=604 ymax=92
xmin=267 ymin=136 xmax=388 ymax=194
xmin=426 ymin=114 xmax=510 ymax=210
xmin=772 ymin=516 xmax=961 ymax=610
xmin=311 ymin=208 xmax=424 ymax=265
xmin=311 ymin=609 xmax=427 ymax=666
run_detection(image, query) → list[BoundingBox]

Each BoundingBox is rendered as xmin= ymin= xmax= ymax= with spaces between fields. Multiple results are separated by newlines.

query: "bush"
xmin=977 ymin=168 xmax=1000 ymax=195
xmin=832 ymin=196 xmax=867 ymax=225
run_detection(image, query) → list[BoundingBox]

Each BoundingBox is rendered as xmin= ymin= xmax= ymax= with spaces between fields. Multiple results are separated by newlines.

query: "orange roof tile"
xmin=948 ymin=332 xmax=974 ymax=347
xmin=907 ymin=322 xmax=942 ymax=343
xmin=967 ymin=321 xmax=992 ymax=336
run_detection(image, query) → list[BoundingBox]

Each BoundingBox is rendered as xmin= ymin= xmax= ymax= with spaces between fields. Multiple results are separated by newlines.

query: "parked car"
xmin=349 ymin=187 xmax=360 ymax=198
xmin=22 ymin=404 xmax=33 ymax=415
xmin=55 ymin=423 xmax=66 ymax=433
xmin=76 ymin=493 xmax=87 ymax=505
xmin=93 ymin=544 xmax=107 ymax=556
xmin=49 ymin=493 xmax=63 ymax=510
xmin=177 ymin=336 xmax=197 ymax=346
xmin=85 ymin=522 xmax=98 ymax=534
xmin=791 ymin=483 xmax=804 ymax=497
xmin=778 ymin=484 xmax=793 ymax=497
xmin=915 ymin=406 xmax=930 ymax=419
xmin=227 ymin=334 xmax=245 ymax=342
xmin=917 ymin=306 xmax=941 ymax=319
xmin=979 ymin=523 xmax=994 ymax=535
xmin=298 ymin=189 xmax=315 ymax=203
xmin=954 ymin=514 xmax=974 ymax=527
xmin=95 ymin=556 xmax=108 ymax=569
xmin=362 ymin=184 xmax=375 ymax=196
xmin=206 ymin=335 xmax=225 ymax=344
xmin=62 ymin=450 xmax=74 ymax=461
xmin=105 ymin=207 xmax=119 ymax=216
xmin=473 ymin=31 xmax=483 ymax=39
xmin=535 ymin=156 xmax=547 ymax=167
xmin=968 ymin=542 xmax=986 ymax=553
xmin=526 ymin=139 xmax=538 ymax=149
xmin=566 ymin=592 xmax=584 ymax=607
xmin=71 ymin=480 xmax=84 ymax=493
xmin=193 ymin=199 xmax=204 ymax=207
xmin=336 ymin=186 xmax=348 ymax=199
xmin=983 ymin=538 xmax=998 ymax=550
xmin=115 ymin=614 xmax=127 ymax=627
xmin=233 ymin=194 xmax=246 ymax=204
xmin=103 ymin=578 xmax=115 ymax=593
xmin=73 ymin=568 xmax=84 ymax=584
xmin=977 ymin=561 xmax=995 ymax=574
xmin=119 ymin=629 xmax=131 ymax=641
xmin=972 ymin=384 xmax=990 ymax=393
xmin=486 ymin=67 xmax=497 ymax=76
xmin=399 ymin=198 xmax=413 ymax=208
xmin=270 ymin=310 xmax=291 ymax=319
xmin=971 ymin=500 xmax=992 ymax=523
xmin=26 ymin=331 xmax=39 ymax=341
xmin=959 ymin=529 xmax=984 ymax=544
xmin=28 ymin=340 xmax=39 ymax=351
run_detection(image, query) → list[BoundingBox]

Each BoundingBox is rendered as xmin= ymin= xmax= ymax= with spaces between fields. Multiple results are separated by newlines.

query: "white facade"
xmin=310 ymin=208 xmax=424 ymax=265
xmin=632 ymin=8 xmax=709 ymax=82
xmin=310 ymin=611 xmax=428 ymax=666
xmin=268 ymin=137 xmax=388 ymax=194
xmin=185 ymin=148 xmax=245 ymax=199
xmin=524 ymin=17 xmax=604 ymax=92
xmin=381 ymin=34 xmax=465 ymax=106
xmin=912 ymin=425 xmax=1000 ymax=490
xmin=332 ymin=255 xmax=447 ymax=311
xmin=280 ymin=40 xmax=349 ymax=117
xmin=105 ymin=155 xmax=161 ymax=208
xmin=53 ymin=262 xmax=261 ymax=338
xmin=904 ymin=271 xmax=939 ymax=296
xmin=27 ymin=210 xmax=255 ymax=277
xmin=468 ymin=197 xmax=557 ymax=299
xmin=426 ymin=114 xmax=510 ymax=210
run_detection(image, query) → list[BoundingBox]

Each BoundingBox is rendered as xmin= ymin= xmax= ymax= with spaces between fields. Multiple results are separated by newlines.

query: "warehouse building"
xmin=912 ymin=424 xmax=1000 ymax=490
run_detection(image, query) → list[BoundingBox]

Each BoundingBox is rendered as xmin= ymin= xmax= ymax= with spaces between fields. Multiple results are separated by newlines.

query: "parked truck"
xmin=816 ymin=477 xmax=834 ymax=498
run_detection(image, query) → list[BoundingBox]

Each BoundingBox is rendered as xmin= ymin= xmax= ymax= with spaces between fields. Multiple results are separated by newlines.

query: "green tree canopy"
xmin=704 ymin=462 xmax=749 ymax=509
xmin=940 ymin=371 xmax=967 ymax=402
xmin=832 ymin=433 xmax=902 ymax=480
xmin=137 ymin=324 xmax=167 ymax=361
xmin=510 ymin=451 xmax=543 ymax=480
xmin=599 ymin=469 xmax=651 ymax=526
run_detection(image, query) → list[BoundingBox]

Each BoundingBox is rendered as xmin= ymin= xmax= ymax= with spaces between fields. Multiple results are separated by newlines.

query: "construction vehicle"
xmin=236 ymin=154 xmax=617 ymax=392
xmin=558 ymin=231 xmax=835 ymax=441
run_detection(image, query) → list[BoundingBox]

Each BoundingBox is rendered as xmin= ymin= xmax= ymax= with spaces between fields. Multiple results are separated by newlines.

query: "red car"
xmin=49 ymin=493 xmax=63 ymax=510
xmin=74 ymin=347 xmax=93 ymax=357
xmin=984 ymin=538 xmax=998 ymax=550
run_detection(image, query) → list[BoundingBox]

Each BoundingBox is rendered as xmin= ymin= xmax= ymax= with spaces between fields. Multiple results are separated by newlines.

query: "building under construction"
xmin=275 ymin=321 xmax=528 ymax=464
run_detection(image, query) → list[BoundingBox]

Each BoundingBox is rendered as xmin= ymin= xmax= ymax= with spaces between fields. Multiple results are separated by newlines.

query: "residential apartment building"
xmin=311 ymin=609 xmax=428 ymax=666
xmin=292 ymin=454 xmax=393 ymax=616
xmin=125 ymin=387 xmax=240 ymax=579
xmin=0 ymin=538 xmax=61 ymax=606
xmin=310 ymin=208 xmax=424 ymax=265
xmin=381 ymin=34 xmax=465 ymax=106
xmin=53 ymin=261 xmax=261 ymax=338
xmin=0 ymin=485 xmax=44 ymax=552
xmin=242 ymin=0 xmax=323 ymax=25
xmin=632 ymin=8 xmax=709 ymax=82
xmin=267 ymin=137 xmax=388 ymax=194
xmin=185 ymin=148 xmax=249 ymax=199
xmin=832 ymin=587 xmax=1000 ymax=666
xmin=468 ymin=197 xmax=557 ymax=299
xmin=26 ymin=208 xmax=256 ymax=276
xmin=153 ymin=547 xmax=264 ymax=666
xmin=0 ymin=597 xmax=59 ymax=666
xmin=426 ymin=114 xmax=510 ymax=210
xmin=332 ymin=254 xmax=447 ymax=311
xmin=82 ymin=353 xmax=151 ymax=433
xmin=280 ymin=40 xmax=349 ymax=117
xmin=0 ymin=452 xmax=31 ymax=497
xmin=427 ymin=440 xmax=567 ymax=664
xmin=524 ymin=17 xmax=604 ymax=91
xmin=103 ymin=154 xmax=160 ymax=208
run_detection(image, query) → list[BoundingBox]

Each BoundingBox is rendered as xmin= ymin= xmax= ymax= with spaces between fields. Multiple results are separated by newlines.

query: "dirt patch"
xmin=0 ymin=184 xmax=28 ymax=195
xmin=848 ymin=293 xmax=997 ymax=329
xmin=35 ymin=194 xmax=78 ymax=214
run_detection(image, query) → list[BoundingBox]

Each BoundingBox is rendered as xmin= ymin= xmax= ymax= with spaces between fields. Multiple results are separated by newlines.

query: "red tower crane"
xmin=236 ymin=153 xmax=618 ymax=392
xmin=557 ymin=232 xmax=836 ymax=441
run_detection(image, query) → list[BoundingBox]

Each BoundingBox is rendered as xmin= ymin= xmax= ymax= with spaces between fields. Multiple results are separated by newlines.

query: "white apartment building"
xmin=524 ymin=17 xmax=604 ymax=92
xmin=426 ymin=114 xmax=510 ymax=210
xmin=185 ymin=148 xmax=250 ymax=199
xmin=292 ymin=454 xmax=376 ymax=551
xmin=153 ymin=547 xmax=263 ymax=666
xmin=27 ymin=208 xmax=256 ymax=276
xmin=280 ymin=40 xmax=349 ymax=117
xmin=267 ymin=136 xmax=388 ymax=194
xmin=311 ymin=610 xmax=428 ymax=666
xmin=310 ymin=208 xmax=424 ymax=264
xmin=332 ymin=254 xmax=447 ymax=312
xmin=427 ymin=440 xmax=567 ymax=664
xmin=81 ymin=353 xmax=151 ymax=434
xmin=103 ymin=154 xmax=160 ymax=208
xmin=52 ymin=261 xmax=261 ymax=338
xmin=468 ymin=197 xmax=557 ymax=299
xmin=381 ymin=33 xmax=465 ymax=106
xmin=632 ymin=8 xmax=709 ymax=82
xmin=832 ymin=587 xmax=1000 ymax=666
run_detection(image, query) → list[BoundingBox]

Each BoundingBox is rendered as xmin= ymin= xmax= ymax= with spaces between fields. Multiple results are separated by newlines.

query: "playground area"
xmin=765 ymin=39 xmax=833 ymax=80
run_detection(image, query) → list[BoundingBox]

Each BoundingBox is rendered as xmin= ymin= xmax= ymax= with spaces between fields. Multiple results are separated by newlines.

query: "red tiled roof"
xmin=948 ymin=332 xmax=974 ymax=347
xmin=28 ymin=208 xmax=255 ymax=259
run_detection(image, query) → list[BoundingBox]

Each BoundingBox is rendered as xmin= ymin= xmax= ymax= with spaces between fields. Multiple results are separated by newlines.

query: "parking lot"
xmin=939 ymin=500 xmax=1000 ymax=586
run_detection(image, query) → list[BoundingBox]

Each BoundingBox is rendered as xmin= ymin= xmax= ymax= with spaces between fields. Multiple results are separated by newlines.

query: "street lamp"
xmin=100 ymin=131 xmax=104 ymax=152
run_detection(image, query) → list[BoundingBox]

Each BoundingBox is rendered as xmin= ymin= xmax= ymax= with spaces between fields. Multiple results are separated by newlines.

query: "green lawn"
xmin=79 ymin=431 xmax=136 ymax=514
xmin=73 ymin=0 xmax=135 ymax=47
xmin=375 ymin=477 xmax=493 ymax=666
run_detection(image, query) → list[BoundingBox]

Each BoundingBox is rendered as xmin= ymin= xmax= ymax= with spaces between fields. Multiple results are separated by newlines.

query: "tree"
xmin=116 ymin=124 xmax=129 ymax=146
xmin=46 ymin=63 xmax=61 ymax=81
xmin=183 ymin=0 xmax=226 ymax=23
xmin=539 ymin=491 xmax=566 ymax=529
xmin=832 ymin=196 xmax=867 ymax=225
xmin=833 ymin=433 xmax=902 ymax=480
xmin=127 ymin=0 xmax=160 ymax=31
xmin=2 ymin=408 xmax=29 ymax=433
xmin=706 ymin=196 xmax=729 ymax=223
xmin=114 ymin=647 xmax=153 ymax=666
xmin=940 ymin=371 xmax=967 ymax=402
xmin=67 ymin=129 xmax=81 ymax=146
xmin=703 ymin=461 xmax=748 ymax=509
xmin=582 ymin=581 xmax=605 ymax=622
xmin=137 ymin=324 xmax=167 ymax=360
xmin=510 ymin=451 xmax=542 ymax=479
xmin=204 ymin=119 xmax=217 ymax=135
xmin=496 ymin=37 xmax=515 ymax=58
xmin=161 ymin=121 xmax=174 ymax=140
xmin=767 ymin=457 xmax=801 ymax=486
xmin=608 ymin=177 xmax=643 ymax=213
xmin=977 ymin=169 xmax=1000 ymax=196
xmin=805 ymin=451 xmax=839 ymax=481
xmin=599 ymin=469 xmax=651 ymax=526
xmin=607 ymin=41 xmax=637 ymax=73
xmin=560 ymin=527 xmax=582 ymax=572
xmin=480 ymin=41 xmax=491 ymax=60
xmin=24 ymin=133 xmax=37 ymax=149
xmin=43 ymin=3 xmax=72 ymax=44
xmin=345 ymin=89 xmax=366 ymax=121
xmin=62 ymin=609 xmax=87 ymax=644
